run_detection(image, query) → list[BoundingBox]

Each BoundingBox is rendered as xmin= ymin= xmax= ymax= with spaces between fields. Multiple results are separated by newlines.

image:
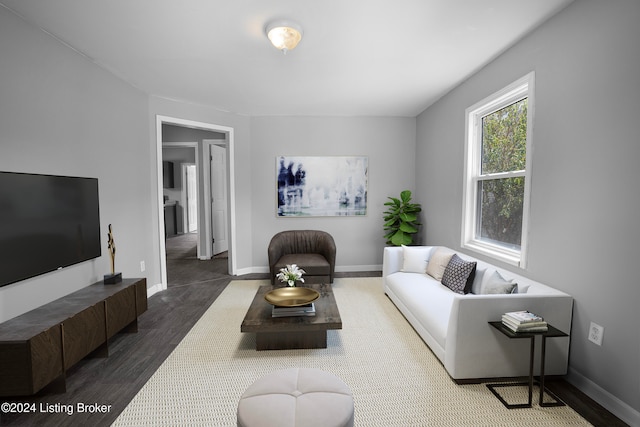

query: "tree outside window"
xmin=462 ymin=73 xmax=534 ymax=267
xmin=478 ymin=99 xmax=527 ymax=249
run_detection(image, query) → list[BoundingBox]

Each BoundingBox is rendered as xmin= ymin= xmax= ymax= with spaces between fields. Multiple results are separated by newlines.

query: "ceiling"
xmin=1 ymin=0 xmax=573 ymax=117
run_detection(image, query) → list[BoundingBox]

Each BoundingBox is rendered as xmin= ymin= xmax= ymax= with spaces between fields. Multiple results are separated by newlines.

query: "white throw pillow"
xmin=401 ymin=245 xmax=431 ymax=273
xmin=425 ymin=247 xmax=454 ymax=281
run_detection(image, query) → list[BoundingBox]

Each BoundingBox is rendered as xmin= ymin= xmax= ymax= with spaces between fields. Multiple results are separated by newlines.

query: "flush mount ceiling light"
xmin=265 ymin=20 xmax=303 ymax=54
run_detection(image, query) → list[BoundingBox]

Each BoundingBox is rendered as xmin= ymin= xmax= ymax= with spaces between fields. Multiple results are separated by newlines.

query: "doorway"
xmin=163 ymin=143 xmax=200 ymax=258
xmin=156 ymin=116 xmax=237 ymax=291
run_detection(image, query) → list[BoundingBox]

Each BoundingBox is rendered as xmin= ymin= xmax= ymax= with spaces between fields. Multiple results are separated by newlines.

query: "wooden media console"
xmin=0 ymin=278 xmax=147 ymax=396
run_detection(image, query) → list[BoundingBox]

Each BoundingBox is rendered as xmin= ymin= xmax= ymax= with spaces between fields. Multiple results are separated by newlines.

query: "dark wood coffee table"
xmin=241 ymin=283 xmax=342 ymax=350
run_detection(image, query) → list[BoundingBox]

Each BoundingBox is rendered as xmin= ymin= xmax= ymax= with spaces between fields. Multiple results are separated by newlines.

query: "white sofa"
xmin=382 ymin=246 xmax=573 ymax=382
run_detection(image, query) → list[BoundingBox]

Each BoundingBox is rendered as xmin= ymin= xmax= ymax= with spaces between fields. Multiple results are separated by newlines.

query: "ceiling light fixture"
xmin=265 ymin=21 xmax=303 ymax=54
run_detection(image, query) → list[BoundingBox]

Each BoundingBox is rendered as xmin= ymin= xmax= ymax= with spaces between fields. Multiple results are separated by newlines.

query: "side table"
xmin=486 ymin=321 xmax=567 ymax=409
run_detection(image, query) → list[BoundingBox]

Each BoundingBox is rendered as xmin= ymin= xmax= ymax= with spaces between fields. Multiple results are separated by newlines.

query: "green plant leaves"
xmin=390 ymin=230 xmax=413 ymax=246
xmin=384 ymin=197 xmax=401 ymax=207
xmin=399 ymin=212 xmax=417 ymax=223
xmin=399 ymin=222 xmax=418 ymax=233
xmin=383 ymin=190 xmax=422 ymax=246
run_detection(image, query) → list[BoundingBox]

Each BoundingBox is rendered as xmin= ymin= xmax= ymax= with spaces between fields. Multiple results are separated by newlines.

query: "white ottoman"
xmin=237 ymin=368 xmax=354 ymax=427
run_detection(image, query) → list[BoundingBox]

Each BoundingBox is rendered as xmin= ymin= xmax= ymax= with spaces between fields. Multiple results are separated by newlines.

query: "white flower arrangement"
xmin=275 ymin=264 xmax=306 ymax=287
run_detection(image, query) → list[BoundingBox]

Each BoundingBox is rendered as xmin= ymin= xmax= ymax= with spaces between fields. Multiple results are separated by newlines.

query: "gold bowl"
xmin=264 ymin=287 xmax=320 ymax=307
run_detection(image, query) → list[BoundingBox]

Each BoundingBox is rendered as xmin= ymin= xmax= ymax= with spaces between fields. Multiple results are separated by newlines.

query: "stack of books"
xmin=501 ymin=310 xmax=548 ymax=332
xmin=272 ymin=303 xmax=316 ymax=318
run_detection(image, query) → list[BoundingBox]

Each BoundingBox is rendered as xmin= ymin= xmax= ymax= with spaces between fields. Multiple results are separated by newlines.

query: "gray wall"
xmin=148 ymin=107 xmax=417 ymax=276
xmin=249 ymin=116 xmax=416 ymax=271
xmin=0 ymin=7 xmax=154 ymax=321
xmin=415 ymin=0 xmax=640 ymax=422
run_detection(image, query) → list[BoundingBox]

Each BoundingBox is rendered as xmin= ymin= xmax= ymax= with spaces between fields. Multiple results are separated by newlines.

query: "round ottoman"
xmin=237 ymin=368 xmax=354 ymax=427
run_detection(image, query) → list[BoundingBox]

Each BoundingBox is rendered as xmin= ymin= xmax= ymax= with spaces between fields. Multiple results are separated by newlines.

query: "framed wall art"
xmin=277 ymin=156 xmax=368 ymax=217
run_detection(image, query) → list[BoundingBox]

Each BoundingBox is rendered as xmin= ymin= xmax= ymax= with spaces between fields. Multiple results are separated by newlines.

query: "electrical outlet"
xmin=588 ymin=322 xmax=604 ymax=346
xmin=140 ymin=261 xmax=146 ymax=272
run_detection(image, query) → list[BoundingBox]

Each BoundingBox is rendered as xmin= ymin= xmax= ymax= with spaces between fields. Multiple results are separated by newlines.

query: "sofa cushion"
xmin=441 ymin=254 xmax=476 ymax=294
xmin=401 ymin=245 xmax=431 ymax=273
xmin=425 ymin=247 xmax=454 ymax=281
xmin=385 ymin=272 xmax=454 ymax=350
xmin=276 ymin=254 xmax=330 ymax=276
xmin=477 ymin=269 xmax=517 ymax=294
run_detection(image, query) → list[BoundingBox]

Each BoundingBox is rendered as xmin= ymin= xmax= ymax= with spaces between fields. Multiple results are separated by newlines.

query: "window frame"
xmin=461 ymin=72 xmax=535 ymax=268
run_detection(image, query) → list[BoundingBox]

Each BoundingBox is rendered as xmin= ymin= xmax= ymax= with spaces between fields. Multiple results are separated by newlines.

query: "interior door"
xmin=210 ymin=144 xmax=228 ymax=254
xmin=185 ymin=164 xmax=198 ymax=233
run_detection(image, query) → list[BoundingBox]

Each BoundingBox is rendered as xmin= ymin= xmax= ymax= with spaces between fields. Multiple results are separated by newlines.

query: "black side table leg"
xmin=527 ymin=335 xmax=534 ymax=406
xmin=539 ymin=335 xmax=565 ymax=407
xmin=486 ymin=336 xmax=535 ymax=409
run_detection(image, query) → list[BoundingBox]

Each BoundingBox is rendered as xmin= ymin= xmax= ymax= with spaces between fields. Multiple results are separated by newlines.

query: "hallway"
xmin=165 ymin=233 xmax=229 ymax=287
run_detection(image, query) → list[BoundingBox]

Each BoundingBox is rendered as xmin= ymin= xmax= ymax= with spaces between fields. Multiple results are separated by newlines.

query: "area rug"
xmin=113 ymin=278 xmax=590 ymax=426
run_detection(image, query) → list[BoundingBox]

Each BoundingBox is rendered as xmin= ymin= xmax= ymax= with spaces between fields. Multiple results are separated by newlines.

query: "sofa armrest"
xmin=444 ymin=293 xmax=573 ymax=380
xmin=382 ymin=246 xmax=404 ymax=277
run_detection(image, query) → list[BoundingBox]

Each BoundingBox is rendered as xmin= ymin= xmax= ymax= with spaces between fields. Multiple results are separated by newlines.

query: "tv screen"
xmin=0 ymin=172 xmax=101 ymax=287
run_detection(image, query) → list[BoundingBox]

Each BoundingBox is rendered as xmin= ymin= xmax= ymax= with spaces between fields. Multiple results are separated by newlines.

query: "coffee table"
xmin=241 ymin=283 xmax=342 ymax=350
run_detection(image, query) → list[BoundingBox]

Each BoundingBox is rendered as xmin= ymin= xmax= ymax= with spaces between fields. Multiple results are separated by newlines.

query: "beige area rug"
xmin=113 ymin=278 xmax=591 ymax=426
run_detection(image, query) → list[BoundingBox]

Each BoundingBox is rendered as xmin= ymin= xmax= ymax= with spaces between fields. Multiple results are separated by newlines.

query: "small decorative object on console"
xmin=104 ymin=224 xmax=122 ymax=284
xmin=275 ymin=263 xmax=305 ymax=287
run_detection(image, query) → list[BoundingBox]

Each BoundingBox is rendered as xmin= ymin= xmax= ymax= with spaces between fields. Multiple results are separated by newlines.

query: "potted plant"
xmin=383 ymin=190 xmax=422 ymax=246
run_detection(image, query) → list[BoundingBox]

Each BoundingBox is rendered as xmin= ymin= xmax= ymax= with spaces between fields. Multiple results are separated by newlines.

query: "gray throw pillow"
xmin=480 ymin=270 xmax=517 ymax=294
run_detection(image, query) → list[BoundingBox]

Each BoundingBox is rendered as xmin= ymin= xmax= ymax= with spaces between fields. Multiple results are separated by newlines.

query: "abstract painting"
xmin=277 ymin=156 xmax=368 ymax=217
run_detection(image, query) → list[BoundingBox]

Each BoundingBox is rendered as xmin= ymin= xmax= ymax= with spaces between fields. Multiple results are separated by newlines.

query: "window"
xmin=462 ymin=73 xmax=534 ymax=267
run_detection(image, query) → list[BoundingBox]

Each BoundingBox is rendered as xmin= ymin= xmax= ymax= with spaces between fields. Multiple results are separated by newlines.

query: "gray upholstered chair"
xmin=268 ymin=230 xmax=336 ymax=285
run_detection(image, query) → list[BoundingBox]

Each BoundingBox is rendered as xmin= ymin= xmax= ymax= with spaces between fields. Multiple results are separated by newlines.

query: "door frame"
xmin=155 ymin=115 xmax=237 ymax=290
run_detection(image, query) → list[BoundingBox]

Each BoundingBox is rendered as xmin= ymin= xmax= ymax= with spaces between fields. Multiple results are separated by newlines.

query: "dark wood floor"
xmin=0 ymin=234 xmax=627 ymax=426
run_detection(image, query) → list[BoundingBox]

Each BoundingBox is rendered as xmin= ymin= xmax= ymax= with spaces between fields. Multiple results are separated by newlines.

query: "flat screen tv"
xmin=0 ymin=172 xmax=101 ymax=287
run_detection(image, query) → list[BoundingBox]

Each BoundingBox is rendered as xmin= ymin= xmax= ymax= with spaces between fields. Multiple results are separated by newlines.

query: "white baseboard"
xmin=235 ymin=266 xmax=260 ymax=276
xmin=146 ymin=282 xmax=164 ymax=298
xmin=567 ymin=367 xmax=639 ymax=426
xmin=336 ymin=264 xmax=382 ymax=272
